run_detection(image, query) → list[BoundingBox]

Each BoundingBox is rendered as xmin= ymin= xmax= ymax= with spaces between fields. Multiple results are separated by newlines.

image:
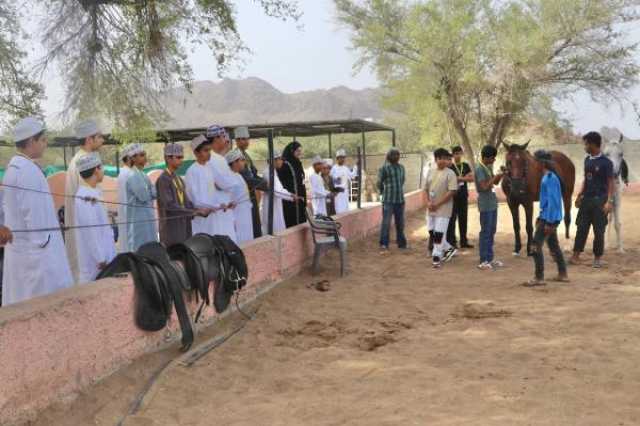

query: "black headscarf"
xmin=277 ymin=141 xmax=307 ymax=227
xmin=282 ymin=141 xmax=304 ymax=177
xmin=278 ymin=141 xmax=305 ymax=194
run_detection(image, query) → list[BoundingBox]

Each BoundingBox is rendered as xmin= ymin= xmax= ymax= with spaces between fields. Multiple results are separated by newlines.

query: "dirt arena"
xmin=34 ymin=196 xmax=640 ymax=426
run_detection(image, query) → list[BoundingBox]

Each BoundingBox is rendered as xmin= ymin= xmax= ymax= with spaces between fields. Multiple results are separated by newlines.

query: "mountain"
xmin=159 ymin=77 xmax=384 ymax=128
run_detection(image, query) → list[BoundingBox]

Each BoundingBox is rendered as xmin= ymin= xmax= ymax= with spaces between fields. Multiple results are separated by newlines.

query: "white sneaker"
xmin=491 ymin=260 xmax=504 ymax=268
xmin=477 ymin=261 xmax=493 ymax=270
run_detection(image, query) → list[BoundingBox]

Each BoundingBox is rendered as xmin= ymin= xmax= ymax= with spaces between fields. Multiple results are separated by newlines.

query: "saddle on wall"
xmin=97 ymin=234 xmax=249 ymax=352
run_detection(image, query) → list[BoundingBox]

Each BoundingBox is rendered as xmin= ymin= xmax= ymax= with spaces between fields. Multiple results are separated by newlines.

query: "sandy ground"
xmin=33 ymin=196 xmax=640 ymax=426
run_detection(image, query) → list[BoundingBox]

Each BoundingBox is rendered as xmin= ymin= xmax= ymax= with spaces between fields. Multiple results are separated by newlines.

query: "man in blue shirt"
xmin=570 ymin=132 xmax=614 ymax=268
xmin=526 ymin=150 xmax=568 ymax=286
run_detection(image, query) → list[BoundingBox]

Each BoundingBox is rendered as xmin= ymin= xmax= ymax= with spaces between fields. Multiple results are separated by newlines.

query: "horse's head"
xmin=503 ymin=140 xmax=530 ymax=180
xmin=604 ymin=134 xmax=624 ymax=176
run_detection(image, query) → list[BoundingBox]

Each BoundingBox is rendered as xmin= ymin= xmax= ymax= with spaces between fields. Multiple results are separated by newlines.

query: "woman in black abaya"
xmin=277 ymin=141 xmax=307 ymax=227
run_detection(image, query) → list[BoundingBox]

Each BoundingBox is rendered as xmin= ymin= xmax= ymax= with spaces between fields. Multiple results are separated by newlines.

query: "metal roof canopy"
xmin=0 ymin=119 xmax=395 ymax=147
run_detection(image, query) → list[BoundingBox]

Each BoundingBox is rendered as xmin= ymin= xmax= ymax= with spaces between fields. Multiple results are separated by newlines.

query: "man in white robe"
xmin=126 ymin=145 xmax=158 ymax=251
xmin=330 ymin=149 xmax=358 ymax=214
xmin=185 ymin=135 xmax=217 ymax=236
xmin=116 ymin=144 xmax=134 ymax=252
xmin=261 ymin=150 xmax=295 ymax=235
xmin=206 ymin=125 xmax=242 ymax=243
xmin=310 ymin=155 xmax=331 ymax=216
xmin=74 ymin=153 xmax=116 ymax=283
xmin=2 ymin=117 xmax=73 ymax=305
xmin=64 ymin=119 xmax=104 ymax=282
xmin=226 ymin=149 xmax=253 ymax=244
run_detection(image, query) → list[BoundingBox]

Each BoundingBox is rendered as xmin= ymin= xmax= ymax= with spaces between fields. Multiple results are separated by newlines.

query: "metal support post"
xmin=268 ymin=129 xmax=275 ymax=235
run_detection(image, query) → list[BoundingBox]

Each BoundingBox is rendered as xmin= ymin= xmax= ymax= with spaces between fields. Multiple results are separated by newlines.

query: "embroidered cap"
xmin=128 ymin=143 xmax=144 ymax=157
xmin=191 ymin=135 xmax=208 ymax=151
xmin=13 ymin=116 xmax=45 ymax=143
xmin=76 ymin=152 xmax=102 ymax=173
xmin=205 ymin=125 xmax=225 ymax=139
xmin=225 ymin=148 xmax=245 ymax=164
xmin=164 ymin=143 xmax=184 ymax=157
xmin=234 ymin=126 xmax=250 ymax=139
xmin=75 ymin=119 xmax=101 ymax=139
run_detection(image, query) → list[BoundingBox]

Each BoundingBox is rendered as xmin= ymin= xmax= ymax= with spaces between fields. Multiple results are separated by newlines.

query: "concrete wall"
xmin=0 ymin=190 xmax=427 ymax=425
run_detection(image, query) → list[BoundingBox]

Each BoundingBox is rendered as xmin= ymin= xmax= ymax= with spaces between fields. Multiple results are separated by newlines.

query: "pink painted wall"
xmin=0 ymin=190 xmax=427 ymax=425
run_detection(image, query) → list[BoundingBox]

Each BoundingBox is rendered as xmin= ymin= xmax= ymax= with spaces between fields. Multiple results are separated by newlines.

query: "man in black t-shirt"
xmin=446 ymin=146 xmax=475 ymax=248
xmin=570 ymin=131 xmax=614 ymax=268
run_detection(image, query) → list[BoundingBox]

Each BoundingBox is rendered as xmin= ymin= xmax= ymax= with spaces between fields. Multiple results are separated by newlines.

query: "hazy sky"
xmin=42 ymin=0 xmax=640 ymax=137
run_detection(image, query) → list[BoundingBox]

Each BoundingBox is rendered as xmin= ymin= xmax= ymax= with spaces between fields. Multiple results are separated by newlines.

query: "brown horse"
xmin=501 ymin=142 xmax=576 ymax=256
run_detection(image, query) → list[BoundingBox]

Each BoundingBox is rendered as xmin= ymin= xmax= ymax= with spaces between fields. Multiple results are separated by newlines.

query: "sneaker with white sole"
xmin=477 ymin=261 xmax=493 ymax=270
xmin=491 ymin=260 xmax=504 ymax=268
xmin=443 ymin=247 xmax=458 ymax=263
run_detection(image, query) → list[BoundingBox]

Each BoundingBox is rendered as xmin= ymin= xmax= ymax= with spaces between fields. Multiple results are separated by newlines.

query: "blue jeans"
xmin=380 ymin=202 xmax=407 ymax=248
xmin=479 ymin=209 xmax=497 ymax=263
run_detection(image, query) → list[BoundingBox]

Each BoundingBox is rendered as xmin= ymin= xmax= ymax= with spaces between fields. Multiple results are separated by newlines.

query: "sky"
xmin=41 ymin=0 xmax=640 ymax=138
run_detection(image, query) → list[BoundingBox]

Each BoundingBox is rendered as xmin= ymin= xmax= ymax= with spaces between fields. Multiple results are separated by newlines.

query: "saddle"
xmin=98 ymin=235 xmax=249 ymax=352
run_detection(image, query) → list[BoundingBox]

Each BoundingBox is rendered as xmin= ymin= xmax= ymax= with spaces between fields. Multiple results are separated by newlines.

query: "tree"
xmin=37 ymin=0 xmax=301 ymax=131
xmin=335 ymin=0 xmax=640 ymax=163
xmin=0 ymin=1 xmax=44 ymax=127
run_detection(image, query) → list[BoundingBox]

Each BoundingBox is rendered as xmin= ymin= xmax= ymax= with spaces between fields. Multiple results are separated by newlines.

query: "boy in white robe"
xmin=185 ymin=135 xmax=218 ymax=236
xmin=116 ymin=144 xmax=134 ymax=252
xmin=2 ymin=117 xmax=73 ymax=305
xmin=74 ymin=153 xmax=116 ymax=283
xmin=310 ymin=155 xmax=331 ymax=216
xmin=64 ymin=119 xmax=104 ymax=282
xmin=261 ymin=150 xmax=296 ymax=234
xmin=206 ymin=125 xmax=242 ymax=243
xmin=226 ymin=149 xmax=253 ymax=244
xmin=330 ymin=149 xmax=358 ymax=214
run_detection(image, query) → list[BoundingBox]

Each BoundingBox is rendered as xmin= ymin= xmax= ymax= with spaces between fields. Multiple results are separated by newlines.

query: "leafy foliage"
xmin=36 ymin=0 xmax=301 ymax=130
xmin=335 ymin=0 xmax=640 ymax=161
xmin=0 ymin=1 xmax=44 ymax=127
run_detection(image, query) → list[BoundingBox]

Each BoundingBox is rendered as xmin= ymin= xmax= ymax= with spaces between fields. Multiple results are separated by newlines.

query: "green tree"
xmin=37 ymin=0 xmax=301 ymax=132
xmin=335 ymin=0 xmax=640 ymax=163
xmin=0 ymin=1 xmax=44 ymax=127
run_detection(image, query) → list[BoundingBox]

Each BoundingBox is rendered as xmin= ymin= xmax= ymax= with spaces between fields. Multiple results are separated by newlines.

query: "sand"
xmin=34 ymin=197 xmax=640 ymax=426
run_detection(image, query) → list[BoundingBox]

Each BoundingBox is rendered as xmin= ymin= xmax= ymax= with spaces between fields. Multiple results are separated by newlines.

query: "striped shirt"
xmin=377 ymin=163 xmax=405 ymax=204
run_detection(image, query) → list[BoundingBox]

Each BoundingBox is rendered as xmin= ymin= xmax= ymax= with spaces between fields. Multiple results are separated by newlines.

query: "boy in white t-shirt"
xmin=424 ymin=148 xmax=459 ymax=268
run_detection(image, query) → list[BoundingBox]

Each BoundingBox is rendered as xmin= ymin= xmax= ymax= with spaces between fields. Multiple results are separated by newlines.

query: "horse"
xmin=603 ymin=135 xmax=625 ymax=252
xmin=501 ymin=141 xmax=576 ymax=256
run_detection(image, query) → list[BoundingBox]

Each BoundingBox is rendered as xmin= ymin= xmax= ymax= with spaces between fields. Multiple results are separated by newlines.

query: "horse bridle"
xmin=505 ymin=151 xmax=529 ymax=197
xmin=505 ymin=152 xmax=529 ymax=179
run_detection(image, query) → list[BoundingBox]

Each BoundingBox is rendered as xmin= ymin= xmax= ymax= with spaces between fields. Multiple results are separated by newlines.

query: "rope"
xmin=9 ymin=212 xmax=197 ymax=234
xmin=2 ymin=176 xmax=348 ymax=235
xmin=0 ymin=182 xmax=164 ymax=211
xmin=0 ymin=182 xmax=330 ymax=211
